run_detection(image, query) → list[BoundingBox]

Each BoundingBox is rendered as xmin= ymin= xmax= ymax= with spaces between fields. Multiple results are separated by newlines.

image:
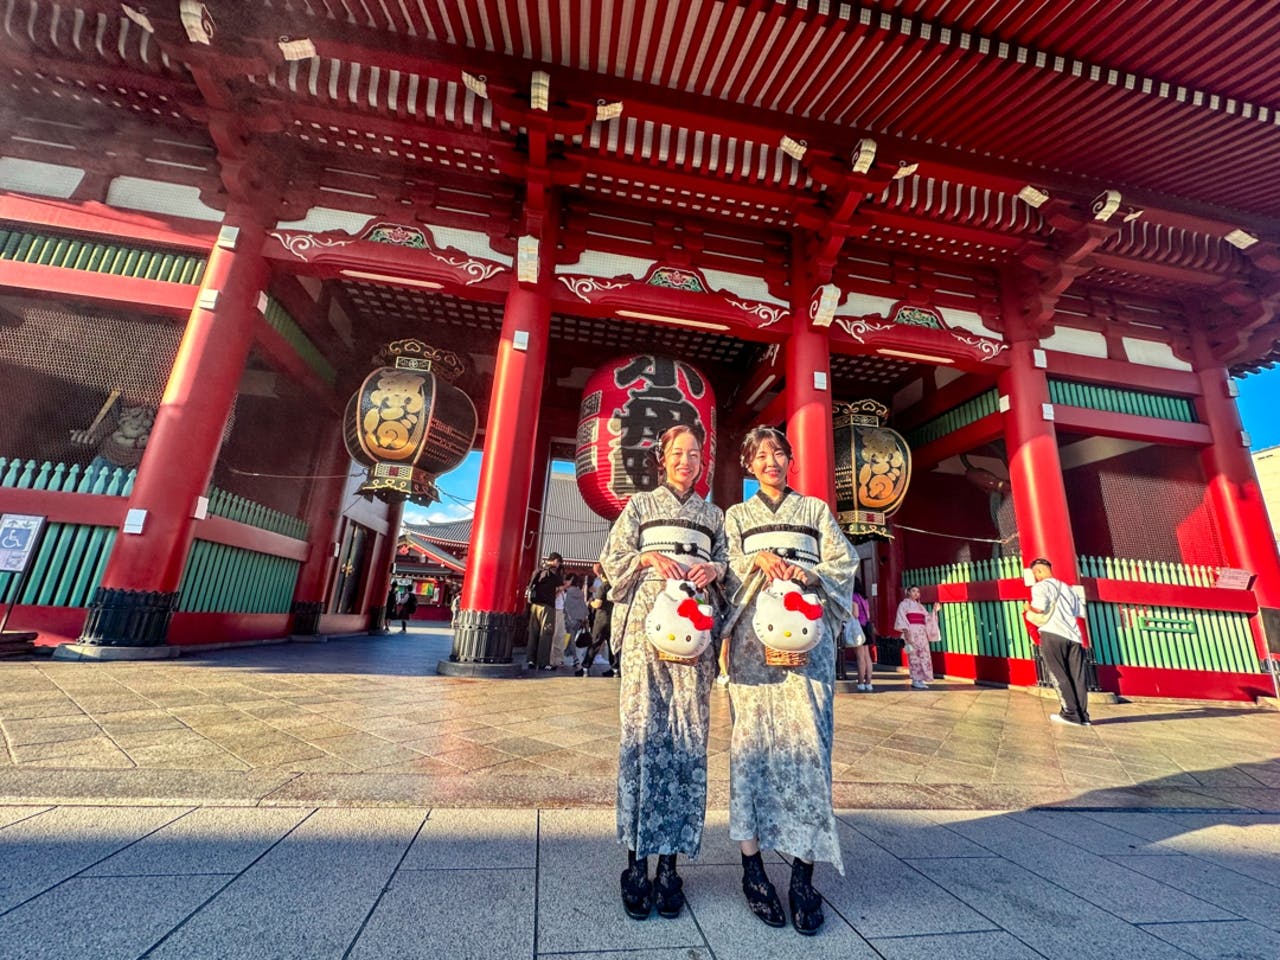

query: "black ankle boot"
xmin=788 ymin=858 xmax=824 ymax=935
xmin=741 ymin=851 xmax=785 ymax=927
xmin=653 ymin=853 xmax=685 ymax=918
xmin=620 ymin=850 xmax=652 ymax=920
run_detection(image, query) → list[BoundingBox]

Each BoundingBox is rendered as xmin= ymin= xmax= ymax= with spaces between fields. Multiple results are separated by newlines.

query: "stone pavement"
xmin=1 ymin=629 xmax=1278 ymax=959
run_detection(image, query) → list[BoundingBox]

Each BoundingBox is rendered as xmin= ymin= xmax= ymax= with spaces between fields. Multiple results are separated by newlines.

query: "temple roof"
xmin=2 ymin=1 xmax=1278 ymax=371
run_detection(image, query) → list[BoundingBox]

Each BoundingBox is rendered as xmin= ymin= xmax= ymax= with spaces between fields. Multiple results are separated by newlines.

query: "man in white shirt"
xmin=1025 ymin=557 xmax=1091 ymax=726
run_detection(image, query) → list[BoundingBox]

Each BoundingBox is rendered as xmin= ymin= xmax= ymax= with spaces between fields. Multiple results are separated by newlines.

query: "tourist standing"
xmin=894 ymin=585 xmax=939 ymax=689
xmin=721 ymin=426 xmax=857 ymax=936
xmin=600 ymin=424 xmax=726 ymax=921
xmin=397 ymin=590 xmax=418 ymax=632
xmin=561 ymin=573 xmax=589 ymax=674
xmin=526 ymin=552 xmax=564 ymax=671
xmin=1025 ymin=557 xmax=1090 ymax=725
xmin=851 ymin=581 xmax=875 ymax=691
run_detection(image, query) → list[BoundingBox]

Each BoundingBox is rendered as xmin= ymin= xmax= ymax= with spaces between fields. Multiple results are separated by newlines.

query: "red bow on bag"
xmin=677 ymin=597 xmax=714 ymax=631
xmin=783 ymin=590 xmax=823 ymax=621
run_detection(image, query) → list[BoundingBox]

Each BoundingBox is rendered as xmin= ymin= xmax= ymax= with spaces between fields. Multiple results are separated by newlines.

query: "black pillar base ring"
xmin=436 ymin=609 xmax=526 ymax=677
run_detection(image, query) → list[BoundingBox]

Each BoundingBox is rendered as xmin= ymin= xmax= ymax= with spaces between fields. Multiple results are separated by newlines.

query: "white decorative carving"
xmin=270 ymin=231 xmax=353 ymax=261
xmin=834 ymin=316 xmax=894 ymax=343
xmin=559 ymin=275 xmax=630 ymax=302
xmin=952 ymin=333 xmax=1009 ymax=359
xmin=726 ymin=299 xmax=788 ymax=329
xmin=429 ymin=253 xmax=504 ymax=285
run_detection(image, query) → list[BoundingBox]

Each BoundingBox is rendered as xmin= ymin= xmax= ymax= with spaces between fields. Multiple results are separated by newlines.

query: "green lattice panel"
xmin=177 ymin=540 xmax=301 ymax=614
xmin=0 ymin=227 xmax=206 ymax=283
xmin=1086 ymin=602 xmax=1256 ymax=673
xmin=904 ymin=389 xmax=1000 ymax=448
xmin=936 ymin=600 xmax=1035 ymax=660
xmin=1048 ymin=379 xmax=1197 ymax=423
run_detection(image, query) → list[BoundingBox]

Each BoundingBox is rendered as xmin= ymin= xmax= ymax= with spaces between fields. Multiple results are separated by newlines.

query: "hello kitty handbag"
xmin=752 ymin=579 xmax=824 ymax=667
xmin=644 ymin=579 xmax=716 ymax=665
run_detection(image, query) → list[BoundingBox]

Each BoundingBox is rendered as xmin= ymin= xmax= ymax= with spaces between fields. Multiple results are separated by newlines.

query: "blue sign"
xmin=0 ymin=514 xmax=45 ymax=574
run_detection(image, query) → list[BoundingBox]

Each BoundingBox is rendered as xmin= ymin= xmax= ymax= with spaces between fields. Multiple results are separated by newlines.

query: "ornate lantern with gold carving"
xmin=343 ymin=340 xmax=477 ymax=506
xmin=834 ymin=400 xmax=912 ymax=537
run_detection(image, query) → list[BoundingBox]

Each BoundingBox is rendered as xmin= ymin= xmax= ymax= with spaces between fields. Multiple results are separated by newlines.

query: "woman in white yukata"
xmin=721 ymin=426 xmax=857 ymax=936
xmin=894 ymin=585 xmax=940 ymax=689
xmin=599 ymin=424 xmax=727 ymax=922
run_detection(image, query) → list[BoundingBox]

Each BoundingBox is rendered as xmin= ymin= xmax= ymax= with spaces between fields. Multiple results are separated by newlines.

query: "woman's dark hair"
xmin=565 ymin=573 xmax=580 ymax=587
xmin=739 ymin=426 xmax=793 ymax=473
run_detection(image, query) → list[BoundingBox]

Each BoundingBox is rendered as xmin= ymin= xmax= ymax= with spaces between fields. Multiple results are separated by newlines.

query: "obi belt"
xmin=638 ymin=519 xmax=715 ymax=562
xmin=740 ymin=523 xmax=821 ymax=567
xmin=905 ymin=612 xmax=927 ymax=625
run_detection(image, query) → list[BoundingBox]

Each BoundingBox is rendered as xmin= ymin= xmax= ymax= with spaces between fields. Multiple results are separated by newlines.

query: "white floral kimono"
xmin=723 ymin=488 xmax=857 ymax=872
xmin=600 ymin=484 xmax=727 ymax=858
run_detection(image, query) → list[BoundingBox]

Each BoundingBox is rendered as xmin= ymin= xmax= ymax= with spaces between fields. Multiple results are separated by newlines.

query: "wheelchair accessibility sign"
xmin=0 ymin=514 xmax=45 ymax=574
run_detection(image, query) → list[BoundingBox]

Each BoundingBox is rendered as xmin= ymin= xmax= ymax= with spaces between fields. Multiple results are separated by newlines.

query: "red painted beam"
xmin=0 ymin=488 xmax=127 ymax=527
xmin=1095 ymin=664 xmax=1272 ymax=702
xmin=0 ymin=260 xmax=197 ymax=316
xmin=911 ymin=413 xmax=1005 ymax=470
xmin=1052 ymin=405 xmax=1211 ymax=446
xmin=1083 ymin=578 xmax=1258 ymax=614
xmin=1045 ymin=352 xmax=1201 ymax=395
xmin=896 ymin=373 xmax=999 ymax=432
xmin=251 ymin=315 xmax=341 ymax=410
xmin=0 ymin=196 xmax=218 ymax=251
xmin=167 ymin=613 xmax=292 ymax=646
xmin=192 ymin=516 xmax=310 ymax=563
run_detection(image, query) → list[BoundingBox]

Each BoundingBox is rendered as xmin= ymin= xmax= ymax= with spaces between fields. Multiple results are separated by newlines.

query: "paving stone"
xmin=0 ymin=805 xmax=190 ymax=913
xmin=813 ymin=817 xmax=995 ymax=939
xmin=536 ymin=809 xmax=706 ymax=953
xmin=347 ymin=868 xmax=534 ymax=960
xmin=1009 ymin=809 xmax=1183 ymax=856
xmin=0 ymin=806 xmax=50 ymax=830
xmin=836 ymin=809 xmax=995 ymax=860
xmin=942 ymin=811 xmax=1235 ymax=923
xmin=0 ymin=875 xmax=223 ymax=960
xmin=683 ymin=863 xmax=877 ymax=959
xmin=867 ymin=930 xmax=1043 ymax=960
xmin=1137 ymin=919 xmax=1280 ymax=960
xmin=1109 ymin=854 xmax=1279 ymax=931
xmin=400 ymin=808 xmax=536 ymax=870
xmin=85 ymin=807 xmax=310 ymax=876
xmin=910 ymin=856 xmax=1207 ymax=959
xmin=145 ymin=808 xmax=425 ymax=960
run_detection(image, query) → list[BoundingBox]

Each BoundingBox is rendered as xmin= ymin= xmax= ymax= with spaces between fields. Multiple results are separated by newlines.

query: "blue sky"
xmin=1235 ymin=365 xmax=1280 ymax=452
xmin=404 ymin=367 xmax=1280 ymax=524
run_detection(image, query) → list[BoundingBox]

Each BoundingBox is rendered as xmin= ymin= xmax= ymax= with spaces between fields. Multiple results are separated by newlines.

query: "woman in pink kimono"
xmin=894 ymin=585 xmax=939 ymax=689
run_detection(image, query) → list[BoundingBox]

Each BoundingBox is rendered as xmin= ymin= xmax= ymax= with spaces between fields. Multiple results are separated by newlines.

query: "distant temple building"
xmin=0 ymin=4 xmax=1278 ymax=700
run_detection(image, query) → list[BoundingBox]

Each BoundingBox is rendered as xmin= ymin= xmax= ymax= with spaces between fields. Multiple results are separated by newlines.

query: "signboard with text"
xmin=0 ymin=514 xmax=45 ymax=574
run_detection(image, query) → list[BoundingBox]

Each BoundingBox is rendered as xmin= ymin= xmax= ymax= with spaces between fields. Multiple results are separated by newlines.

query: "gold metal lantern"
xmin=343 ymin=340 xmax=477 ymax=506
xmin=834 ymin=399 xmax=912 ymax=537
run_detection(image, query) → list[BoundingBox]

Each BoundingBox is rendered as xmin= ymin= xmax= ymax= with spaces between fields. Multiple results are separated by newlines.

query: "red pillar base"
xmin=437 ymin=610 xmax=526 ymax=677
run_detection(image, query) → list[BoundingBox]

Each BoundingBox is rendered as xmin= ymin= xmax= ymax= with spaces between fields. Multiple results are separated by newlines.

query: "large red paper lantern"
xmin=575 ymin=354 xmax=717 ymax=520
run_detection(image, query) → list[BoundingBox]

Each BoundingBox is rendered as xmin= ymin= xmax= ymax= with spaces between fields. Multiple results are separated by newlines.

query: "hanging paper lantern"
xmin=344 ymin=339 xmax=477 ymax=506
xmin=834 ymin=399 xmax=912 ymax=538
xmin=575 ymin=354 xmax=717 ymax=520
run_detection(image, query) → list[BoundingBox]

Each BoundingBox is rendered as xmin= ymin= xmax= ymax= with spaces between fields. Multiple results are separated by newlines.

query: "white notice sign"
xmin=0 ymin=514 xmax=45 ymax=573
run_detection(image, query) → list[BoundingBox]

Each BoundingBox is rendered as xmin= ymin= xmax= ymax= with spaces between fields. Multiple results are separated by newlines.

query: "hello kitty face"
xmin=643 ymin=579 xmax=714 ymax=661
xmin=752 ymin=579 xmax=823 ymax=654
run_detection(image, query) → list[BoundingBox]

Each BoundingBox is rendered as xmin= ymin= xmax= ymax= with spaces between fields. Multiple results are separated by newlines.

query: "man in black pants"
xmin=526 ymin=552 xmax=564 ymax=671
xmin=1026 ymin=557 xmax=1090 ymax=726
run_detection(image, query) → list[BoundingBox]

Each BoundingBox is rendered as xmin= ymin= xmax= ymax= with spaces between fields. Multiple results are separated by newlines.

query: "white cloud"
xmin=404 ymin=500 xmax=474 ymax=526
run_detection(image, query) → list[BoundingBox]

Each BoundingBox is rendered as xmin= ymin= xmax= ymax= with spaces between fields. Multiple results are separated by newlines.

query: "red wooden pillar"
xmin=1193 ymin=338 xmax=1280 ymax=620
xmin=996 ymin=300 xmax=1078 ymax=582
xmin=78 ymin=213 xmax=267 ymax=647
xmin=289 ymin=426 xmax=352 ymax=634
xmin=786 ymin=274 xmax=836 ymax=506
xmin=442 ymin=209 xmax=557 ymax=676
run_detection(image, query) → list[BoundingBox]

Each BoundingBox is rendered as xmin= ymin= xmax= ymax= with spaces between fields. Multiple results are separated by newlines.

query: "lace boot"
xmin=620 ymin=849 xmax=652 ymax=920
xmin=740 ymin=851 xmax=785 ymax=927
xmin=653 ymin=853 xmax=685 ymax=918
xmin=788 ymin=858 xmax=824 ymax=936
